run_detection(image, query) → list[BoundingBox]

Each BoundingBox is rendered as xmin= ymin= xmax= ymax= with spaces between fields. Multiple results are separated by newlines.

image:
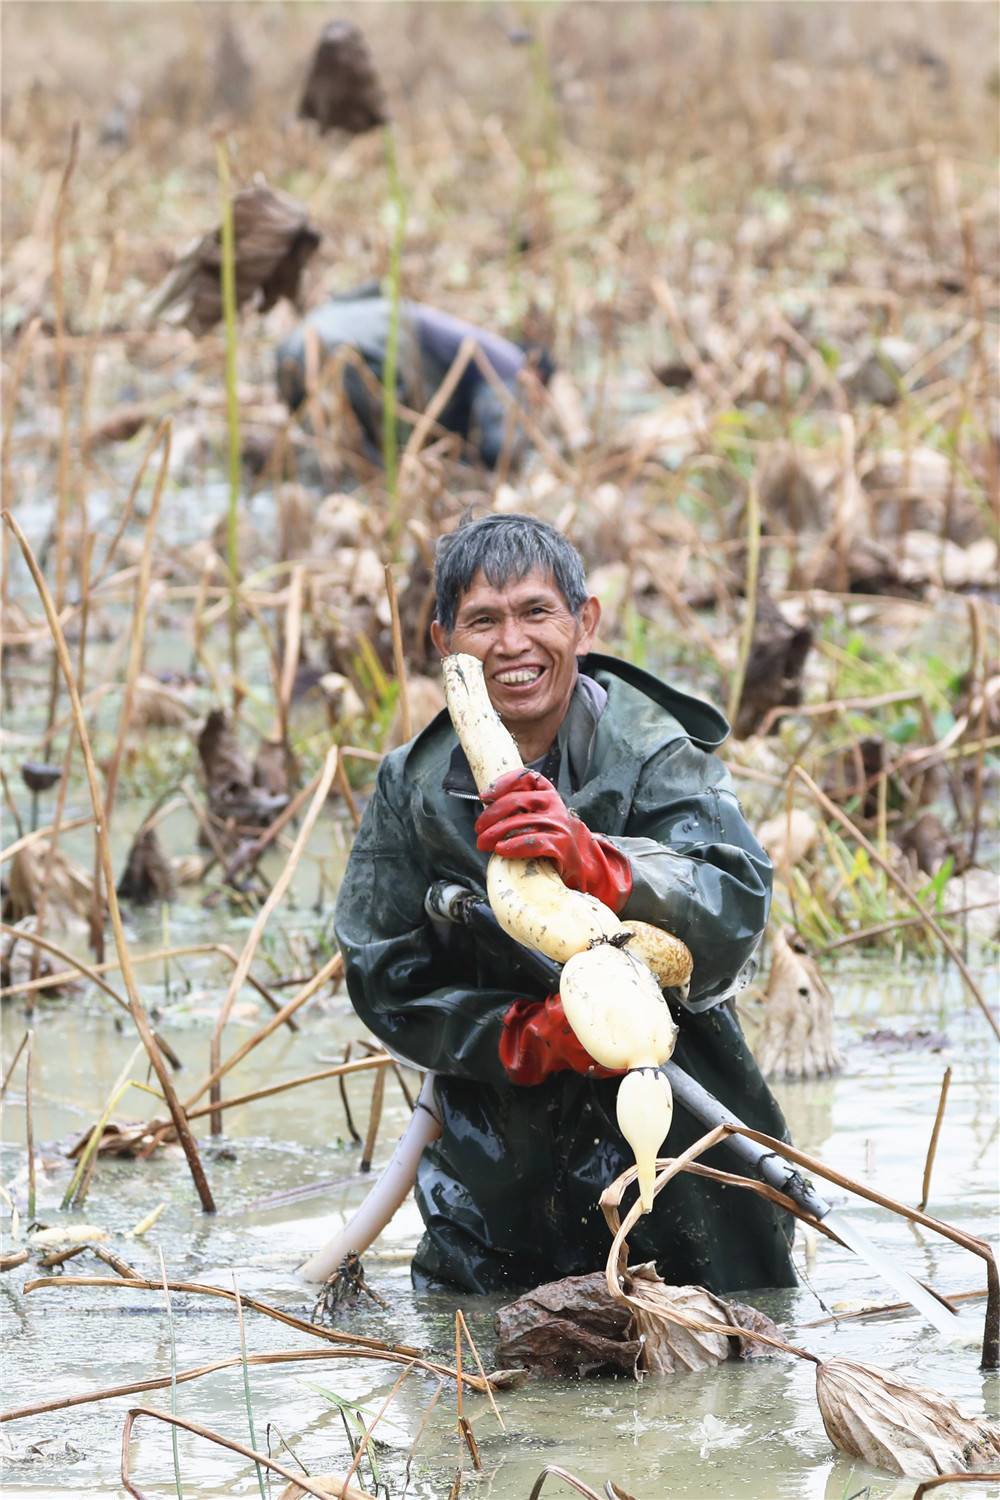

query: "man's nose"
xmin=495 ymin=614 xmax=530 ymax=653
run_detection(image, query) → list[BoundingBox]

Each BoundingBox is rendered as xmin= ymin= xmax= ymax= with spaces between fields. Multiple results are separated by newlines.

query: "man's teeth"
xmin=496 ymin=669 xmax=541 ymax=685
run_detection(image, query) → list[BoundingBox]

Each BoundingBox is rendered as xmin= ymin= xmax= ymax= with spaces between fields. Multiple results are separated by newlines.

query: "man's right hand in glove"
xmin=499 ymin=993 xmax=624 ymax=1087
xmin=476 ymin=767 xmax=632 ymax=913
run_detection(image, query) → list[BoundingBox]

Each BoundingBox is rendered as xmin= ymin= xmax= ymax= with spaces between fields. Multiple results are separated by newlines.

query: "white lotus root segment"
xmin=559 ymin=945 xmax=679 ymax=1071
xmin=441 ymin=653 xmax=523 ymax=788
xmin=615 ymin=1067 xmax=675 ymax=1213
xmin=443 ymin=651 xmax=692 ymax=1214
xmin=487 ymin=854 xmax=623 ymax=964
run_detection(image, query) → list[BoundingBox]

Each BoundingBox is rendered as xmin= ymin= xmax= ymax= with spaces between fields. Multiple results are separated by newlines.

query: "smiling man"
xmin=334 ymin=513 xmax=796 ymax=1294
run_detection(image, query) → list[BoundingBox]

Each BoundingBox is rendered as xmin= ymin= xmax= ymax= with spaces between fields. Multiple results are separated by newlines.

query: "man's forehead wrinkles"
xmin=461 ymin=592 xmax=553 ymax=610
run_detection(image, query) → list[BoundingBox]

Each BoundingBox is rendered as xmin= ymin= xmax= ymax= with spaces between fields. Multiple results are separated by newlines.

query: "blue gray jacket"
xmin=277 ymin=289 xmax=540 ymax=467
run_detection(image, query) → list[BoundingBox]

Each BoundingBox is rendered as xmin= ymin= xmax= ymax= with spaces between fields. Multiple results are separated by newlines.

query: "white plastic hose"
xmin=297 ymin=1073 xmax=442 ymax=1283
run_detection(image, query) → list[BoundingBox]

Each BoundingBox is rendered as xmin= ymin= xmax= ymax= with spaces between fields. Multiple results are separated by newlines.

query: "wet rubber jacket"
xmin=335 ymin=653 xmax=796 ymax=1294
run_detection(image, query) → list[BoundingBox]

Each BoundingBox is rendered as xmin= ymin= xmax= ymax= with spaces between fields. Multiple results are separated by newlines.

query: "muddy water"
xmin=2 ymin=946 xmax=997 ymax=1500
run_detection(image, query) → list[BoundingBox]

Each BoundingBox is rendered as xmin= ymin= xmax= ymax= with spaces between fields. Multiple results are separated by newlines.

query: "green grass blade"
xmin=159 ymin=1247 xmax=184 ymax=1500
xmin=233 ymin=1274 xmax=267 ymax=1500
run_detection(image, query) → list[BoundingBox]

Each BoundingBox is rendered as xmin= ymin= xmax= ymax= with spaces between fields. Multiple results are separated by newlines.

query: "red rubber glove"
xmin=476 ymin=768 xmax=632 ymax=914
xmin=499 ymin=994 xmax=624 ymax=1086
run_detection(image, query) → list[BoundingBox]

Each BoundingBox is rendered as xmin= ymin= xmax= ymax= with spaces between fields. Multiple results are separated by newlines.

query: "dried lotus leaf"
xmin=6 ymin=841 xmax=95 ymax=927
xmin=117 ymin=827 xmax=175 ymax=906
xmin=172 ymin=855 xmax=207 ymax=886
xmin=198 ymin=708 xmax=255 ymax=797
xmin=21 ymin=762 xmax=62 ymax=793
xmin=277 ymin=1474 xmax=377 ymax=1500
xmin=724 ymin=1298 xmax=790 ymax=1360
xmin=144 ymin=186 xmax=320 ymax=335
xmin=816 ymin=1356 xmax=1000 ymax=1478
xmin=626 ymin=1265 xmax=735 ymax=1373
xmin=495 ymin=1267 xmax=785 ymax=1381
xmin=130 ymin=673 xmax=196 ymax=729
xmin=63 ymin=1119 xmax=163 ymax=1160
xmin=494 ymin=1271 xmax=641 ymax=1377
xmin=755 ymin=927 xmax=842 ymax=1081
xmin=298 ymin=20 xmax=389 ymax=135
xmin=756 ymin=808 xmax=818 ymax=868
xmin=732 ymin=594 xmax=814 ymax=740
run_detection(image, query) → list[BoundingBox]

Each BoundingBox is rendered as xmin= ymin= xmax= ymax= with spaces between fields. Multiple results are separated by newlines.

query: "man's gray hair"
xmin=434 ymin=513 xmax=588 ymax=635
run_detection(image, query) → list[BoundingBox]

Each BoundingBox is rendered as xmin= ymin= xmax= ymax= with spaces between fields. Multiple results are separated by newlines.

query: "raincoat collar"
xmin=580 ymin=652 xmax=730 ymax=752
xmin=440 ymin=655 xmax=729 ymax=799
xmin=442 ymin=671 xmax=605 ymax=799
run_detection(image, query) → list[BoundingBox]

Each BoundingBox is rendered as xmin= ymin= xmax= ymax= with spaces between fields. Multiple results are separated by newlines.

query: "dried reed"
xmin=3 ymin=511 xmax=215 ymax=1210
xmin=207 ymin=746 xmax=338 ymax=1130
xmin=919 ymin=1067 xmax=954 ymax=1214
xmin=120 ymin=1405 xmax=373 ymax=1500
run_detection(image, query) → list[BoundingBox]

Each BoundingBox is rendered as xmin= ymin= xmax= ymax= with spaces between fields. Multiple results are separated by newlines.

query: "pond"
xmin=2 ymin=949 xmax=997 ymax=1500
xmin=2 ymin=8 xmax=997 ymax=1490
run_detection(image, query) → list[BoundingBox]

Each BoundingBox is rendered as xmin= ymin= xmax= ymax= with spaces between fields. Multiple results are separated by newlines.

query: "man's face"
xmin=431 ymin=566 xmax=600 ymax=755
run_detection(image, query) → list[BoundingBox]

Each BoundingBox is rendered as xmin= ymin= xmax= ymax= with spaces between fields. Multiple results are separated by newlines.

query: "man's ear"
xmin=578 ymin=595 xmax=601 ymax=653
xmin=430 ymin=620 xmax=450 ymax=658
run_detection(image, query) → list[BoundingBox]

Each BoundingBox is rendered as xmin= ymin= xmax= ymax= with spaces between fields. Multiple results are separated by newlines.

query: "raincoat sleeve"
xmin=333 ymin=763 xmax=524 ymax=1088
xmin=606 ymin=738 xmax=771 ymax=1006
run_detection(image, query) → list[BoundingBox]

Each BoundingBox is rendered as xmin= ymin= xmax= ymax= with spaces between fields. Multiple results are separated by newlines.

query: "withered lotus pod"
xmin=298 ymin=20 xmax=388 ymax=135
xmin=21 ymin=762 xmax=62 ymax=794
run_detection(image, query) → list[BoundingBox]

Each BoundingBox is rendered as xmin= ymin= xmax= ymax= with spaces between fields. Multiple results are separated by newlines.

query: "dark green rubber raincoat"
xmin=335 ymin=653 xmax=796 ymax=1294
